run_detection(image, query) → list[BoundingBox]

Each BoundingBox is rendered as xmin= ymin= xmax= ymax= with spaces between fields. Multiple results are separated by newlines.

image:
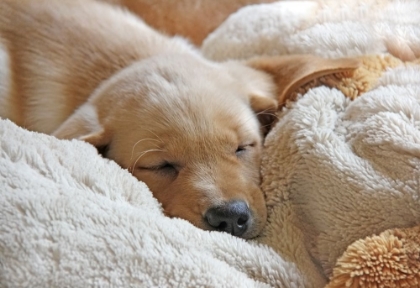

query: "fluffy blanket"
xmin=2 ymin=0 xmax=420 ymax=287
xmin=203 ymin=0 xmax=420 ymax=285
xmin=0 ymin=120 xmax=304 ymax=287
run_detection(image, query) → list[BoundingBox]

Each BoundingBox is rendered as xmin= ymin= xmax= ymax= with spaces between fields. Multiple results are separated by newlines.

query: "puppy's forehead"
xmin=111 ymin=56 xmax=261 ymax=147
xmin=142 ymin=97 xmax=258 ymax=143
xmin=128 ymin=94 xmax=260 ymax=158
xmin=127 ymin=58 xmax=259 ymax=130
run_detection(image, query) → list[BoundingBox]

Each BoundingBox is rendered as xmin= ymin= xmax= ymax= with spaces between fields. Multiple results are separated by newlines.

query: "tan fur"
xmin=0 ymin=0 xmax=359 ymax=238
xmin=248 ymin=55 xmax=360 ymax=106
xmin=99 ymin=0 xmax=278 ymax=46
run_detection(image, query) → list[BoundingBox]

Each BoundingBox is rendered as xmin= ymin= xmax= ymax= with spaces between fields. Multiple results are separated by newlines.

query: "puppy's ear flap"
xmin=52 ymin=103 xmax=111 ymax=147
xmin=247 ymin=55 xmax=360 ymax=105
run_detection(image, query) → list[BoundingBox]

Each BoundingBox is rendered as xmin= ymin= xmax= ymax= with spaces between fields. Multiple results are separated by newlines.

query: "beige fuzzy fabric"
xmin=287 ymin=54 xmax=404 ymax=101
xmin=2 ymin=1 xmax=420 ymax=288
xmin=202 ymin=0 xmax=420 ymax=62
xmin=327 ymin=225 xmax=420 ymax=288
xmin=260 ymin=63 xmax=420 ymax=279
xmin=0 ymin=119 xmax=306 ymax=288
xmin=203 ymin=0 xmax=420 ymax=286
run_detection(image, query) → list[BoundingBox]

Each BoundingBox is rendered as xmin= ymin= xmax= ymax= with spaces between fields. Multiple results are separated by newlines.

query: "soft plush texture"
xmin=202 ymin=0 xmax=420 ymax=62
xmin=0 ymin=120 xmax=307 ymax=288
xmin=203 ymin=0 xmax=420 ymax=286
xmin=327 ymin=225 xmax=420 ymax=288
xmin=2 ymin=1 xmax=420 ymax=287
xmin=259 ymin=63 xmax=420 ymax=278
xmin=283 ymin=54 xmax=404 ymax=103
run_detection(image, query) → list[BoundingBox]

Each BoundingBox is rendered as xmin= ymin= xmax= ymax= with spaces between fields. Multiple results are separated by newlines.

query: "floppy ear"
xmin=52 ymin=103 xmax=111 ymax=147
xmin=247 ymin=54 xmax=360 ymax=105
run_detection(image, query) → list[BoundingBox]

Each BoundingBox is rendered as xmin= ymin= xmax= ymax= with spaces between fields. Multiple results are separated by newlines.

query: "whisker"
xmin=255 ymin=109 xmax=280 ymax=120
xmin=239 ymin=109 xmax=279 ymax=128
xmin=129 ymin=148 xmax=165 ymax=173
xmin=145 ymin=129 xmax=164 ymax=144
xmin=129 ymin=138 xmax=161 ymax=163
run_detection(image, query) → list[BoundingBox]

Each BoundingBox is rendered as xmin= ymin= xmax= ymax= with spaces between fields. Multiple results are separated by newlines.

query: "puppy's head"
xmin=54 ymin=54 xmax=277 ymax=238
xmin=53 ymin=54 xmax=358 ymax=238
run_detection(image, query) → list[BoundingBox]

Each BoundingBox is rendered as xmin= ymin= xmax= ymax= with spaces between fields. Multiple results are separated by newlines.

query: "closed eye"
xmin=235 ymin=143 xmax=256 ymax=156
xmin=235 ymin=146 xmax=246 ymax=154
xmin=138 ymin=162 xmax=178 ymax=175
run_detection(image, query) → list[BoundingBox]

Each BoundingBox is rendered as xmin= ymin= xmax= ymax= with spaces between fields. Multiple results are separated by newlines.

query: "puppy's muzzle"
xmin=204 ymin=200 xmax=250 ymax=237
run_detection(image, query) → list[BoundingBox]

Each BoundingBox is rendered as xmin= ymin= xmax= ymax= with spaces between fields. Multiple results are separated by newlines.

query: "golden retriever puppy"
xmin=0 ymin=0 xmax=359 ymax=238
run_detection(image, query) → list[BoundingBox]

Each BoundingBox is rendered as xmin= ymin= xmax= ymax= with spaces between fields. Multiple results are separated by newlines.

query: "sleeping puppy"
xmin=0 ymin=0 xmax=359 ymax=238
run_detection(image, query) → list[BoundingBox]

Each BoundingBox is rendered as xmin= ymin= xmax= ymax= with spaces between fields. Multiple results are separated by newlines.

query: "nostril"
xmin=217 ymin=221 xmax=227 ymax=231
xmin=204 ymin=200 xmax=250 ymax=237
xmin=237 ymin=215 xmax=248 ymax=226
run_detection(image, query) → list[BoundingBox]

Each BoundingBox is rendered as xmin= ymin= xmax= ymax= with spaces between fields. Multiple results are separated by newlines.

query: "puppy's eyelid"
xmin=235 ymin=142 xmax=256 ymax=155
xmin=138 ymin=162 xmax=178 ymax=172
xmin=240 ymin=142 xmax=257 ymax=149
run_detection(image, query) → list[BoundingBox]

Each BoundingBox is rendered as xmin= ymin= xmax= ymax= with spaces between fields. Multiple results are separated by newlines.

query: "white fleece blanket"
xmin=0 ymin=120 xmax=305 ymax=288
xmin=203 ymin=0 xmax=420 ymax=280
xmin=2 ymin=1 xmax=420 ymax=287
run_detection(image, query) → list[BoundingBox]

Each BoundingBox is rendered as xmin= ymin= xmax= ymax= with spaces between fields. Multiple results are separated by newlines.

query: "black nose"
xmin=204 ymin=200 xmax=250 ymax=237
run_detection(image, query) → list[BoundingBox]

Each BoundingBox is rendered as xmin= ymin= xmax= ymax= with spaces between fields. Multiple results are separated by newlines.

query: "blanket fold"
xmin=0 ymin=119 xmax=307 ymax=287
